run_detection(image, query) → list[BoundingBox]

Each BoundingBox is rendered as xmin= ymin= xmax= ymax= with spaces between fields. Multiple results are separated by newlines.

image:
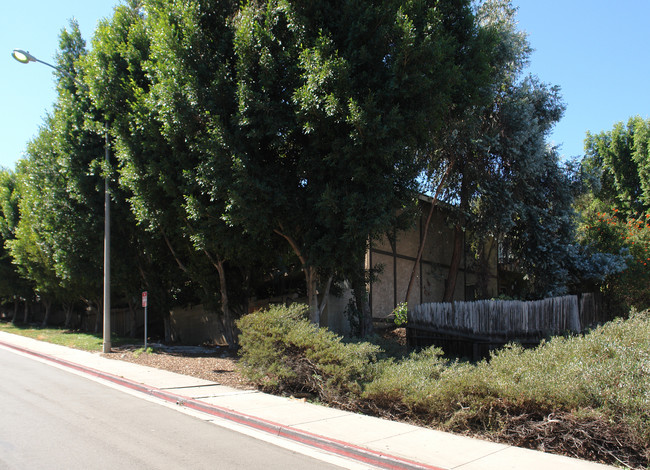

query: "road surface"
xmin=0 ymin=347 xmax=347 ymax=470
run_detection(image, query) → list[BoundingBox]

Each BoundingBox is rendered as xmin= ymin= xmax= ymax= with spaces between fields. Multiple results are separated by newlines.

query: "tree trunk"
xmin=95 ymin=301 xmax=102 ymax=334
xmin=305 ymin=266 xmax=320 ymax=324
xmin=199 ymin=248 xmax=236 ymax=347
xmin=64 ymin=305 xmax=70 ymax=328
xmin=64 ymin=303 xmax=75 ymax=329
xmin=238 ymin=267 xmax=251 ymax=318
xmin=476 ymin=241 xmax=494 ymax=299
xmin=318 ymin=274 xmax=333 ymax=323
xmin=351 ymin=275 xmax=373 ymax=337
xmin=303 ymin=266 xmax=333 ymax=326
xmin=11 ymin=298 xmax=19 ymax=324
xmin=23 ymin=300 xmax=30 ymax=324
xmin=273 ymin=228 xmax=330 ymax=325
xmin=443 ymin=167 xmax=468 ymax=303
xmin=214 ymin=257 xmax=236 ymax=348
xmin=443 ymin=224 xmax=464 ymax=302
xmin=127 ymin=298 xmax=137 ymax=338
xmin=41 ymin=299 xmax=52 ymax=327
xmin=161 ymin=228 xmax=189 ymax=273
xmin=164 ymin=313 xmax=174 ymax=343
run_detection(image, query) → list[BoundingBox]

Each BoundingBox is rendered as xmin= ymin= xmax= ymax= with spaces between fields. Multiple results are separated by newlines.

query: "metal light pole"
xmin=12 ymin=49 xmax=112 ymax=353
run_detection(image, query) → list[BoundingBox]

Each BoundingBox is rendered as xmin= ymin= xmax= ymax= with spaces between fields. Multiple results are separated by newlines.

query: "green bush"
xmin=392 ymin=302 xmax=408 ymax=326
xmin=133 ymin=346 xmax=154 ymax=358
xmin=237 ymin=304 xmax=380 ymax=403
xmin=365 ymin=312 xmax=650 ymax=466
xmin=237 ymin=305 xmax=650 ymax=467
xmin=364 ymin=347 xmax=500 ymax=429
xmin=482 ymin=312 xmax=650 ymax=430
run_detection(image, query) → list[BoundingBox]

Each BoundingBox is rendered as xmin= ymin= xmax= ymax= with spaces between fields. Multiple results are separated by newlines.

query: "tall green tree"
xmin=51 ymin=21 xmax=106 ymax=323
xmin=5 ymin=20 xmax=154 ymax=331
xmin=56 ymin=19 xmax=161 ymax=332
xmin=406 ymin=0 xmax=576 ymax=301
xmin=578 ymin=116 xmax=650 ymax=310
xmin=0 ymin=169 xmax=31 ymax=322
xmin=6 ymin=21 xmax=112 ymax=328
xmin=143 ymin=0 xmax=266 ymax=342
xmin=583 ymin=116 xmax=650 ymax=217
xmin=405 ymin=0 xmax=526 ymax=301
xmin=86 ymin=0 xmax=259 ymax=343
xmin=229 ymin=0 xmax=488 ymax=324
xmin=8 ymin=126 xmax=69 ymax=326
xmin=84 ymin=1 xmax=183 ymax=338
xmin=467 ymin=77 xmax=570 ymax=298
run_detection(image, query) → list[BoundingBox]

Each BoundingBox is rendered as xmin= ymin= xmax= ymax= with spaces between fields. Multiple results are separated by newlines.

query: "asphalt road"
xmin=0 ymin=347 xmax=344 ymax=470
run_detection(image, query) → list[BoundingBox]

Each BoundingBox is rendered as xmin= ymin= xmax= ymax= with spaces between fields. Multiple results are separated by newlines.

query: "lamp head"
xmin=12 ymin=49 xmax=37 ymax=64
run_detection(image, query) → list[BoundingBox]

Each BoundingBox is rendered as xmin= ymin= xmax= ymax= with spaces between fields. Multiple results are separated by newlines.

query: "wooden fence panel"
xmin=410 ymin=295 xmax=586 ymax=337
xmin=408 ymin=294 xmax=603 ymax=359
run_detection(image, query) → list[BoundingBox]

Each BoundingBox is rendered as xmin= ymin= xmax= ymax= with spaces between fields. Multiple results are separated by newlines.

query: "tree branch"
xmin=404 ymin=159 xmax=455 ymax=303
xmin=160 ymin=228 xmax=188 ymax=273
xmin=274 ymin=228 xmax=307 ymax=268
xmin=318 ymin=274 xmax=334 ymax=317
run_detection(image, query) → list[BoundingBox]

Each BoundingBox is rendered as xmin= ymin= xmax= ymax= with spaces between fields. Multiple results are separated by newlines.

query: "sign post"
xmin=142 ymin=291 xmax=148 ymax=349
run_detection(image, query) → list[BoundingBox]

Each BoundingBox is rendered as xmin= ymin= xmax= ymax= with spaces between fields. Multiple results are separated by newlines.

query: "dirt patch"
xmin=381 ymin=326 xmax=407 ymax=346
xmin=104 ymin=345 xmax=254 ymax=390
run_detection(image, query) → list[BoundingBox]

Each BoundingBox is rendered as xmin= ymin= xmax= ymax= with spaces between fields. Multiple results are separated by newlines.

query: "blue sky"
xmin=1 ymin=1 xmax=118 ymax=170
xmin=1 ymin=1 xmax=649 ymax=170
xmin=513 ymin=0 xmax=650 ymax=160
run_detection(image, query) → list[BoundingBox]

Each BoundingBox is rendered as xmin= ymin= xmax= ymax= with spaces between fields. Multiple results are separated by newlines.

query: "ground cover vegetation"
xmin=0 ymin=322 xmax=132 ymax=351
xmin=238 ymin=304 xmax=650 ymax=468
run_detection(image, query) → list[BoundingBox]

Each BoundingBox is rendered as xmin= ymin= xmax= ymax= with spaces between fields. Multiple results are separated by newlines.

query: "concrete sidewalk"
xmin=0 ymin=330 xmax=616 ymax=470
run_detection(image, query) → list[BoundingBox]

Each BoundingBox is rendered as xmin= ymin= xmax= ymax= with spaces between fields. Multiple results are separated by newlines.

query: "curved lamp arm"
xmin=13 ymin=49 xmax=55 ymax=68
xmin=12 ymin=49 xmax=88 ymax=91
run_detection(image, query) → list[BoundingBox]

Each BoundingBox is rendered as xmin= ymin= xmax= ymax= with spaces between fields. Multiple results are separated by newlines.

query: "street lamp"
xmin=12 ymin=49 xmax=112 ymax=353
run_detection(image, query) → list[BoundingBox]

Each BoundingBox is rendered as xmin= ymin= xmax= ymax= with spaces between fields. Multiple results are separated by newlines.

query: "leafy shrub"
xmin=392 ymin=302 xmax=408 ymax=326
xmin=365 ymin=312 xmax=650 ymax=467
xmin=237 ymin=305 xmax=650 ymax=467
xmin=364 ymin=348 xmax=497 ymax=428
xmin=237 ymin=304 xmax=380 ymax=403
xmin=133 ymin=346 xmax=154 ymax=358
xmin=362 ymin=347 xmax=485 ymax=424
xmin=486 ymin=314 xmax=650 ymax=416
xmin=579 ymin=209 xmax=650 ymax=310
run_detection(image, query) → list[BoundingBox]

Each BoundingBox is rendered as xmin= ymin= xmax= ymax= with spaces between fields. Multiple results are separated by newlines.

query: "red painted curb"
xmin=0 ymin=339 xmax=446 ymax=470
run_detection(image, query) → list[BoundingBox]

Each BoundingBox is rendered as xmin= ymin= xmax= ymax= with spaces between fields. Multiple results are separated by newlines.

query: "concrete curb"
xmin=0 ymin=339 xmax=444 ymax=470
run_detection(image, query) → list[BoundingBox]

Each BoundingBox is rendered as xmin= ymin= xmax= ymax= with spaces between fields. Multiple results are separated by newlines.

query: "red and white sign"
xmin=142 ymin=291 xmax=148 ymax=308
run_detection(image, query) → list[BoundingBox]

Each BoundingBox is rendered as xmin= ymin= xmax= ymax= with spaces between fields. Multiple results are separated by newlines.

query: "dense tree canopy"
xmin=582 ymin=117 xmax=650 ymax=217
xmin=227 ymin=0 xmax=494 ymax=323
xmin=0 ymin=169 xmax=31 ymax=320
xmin=83 ymin=0 xmax=510 ymax=327
xmin=403 ymin=0 xmax=580 ymax=301
xmin=1 ymin=0 xmax=610 ymax=340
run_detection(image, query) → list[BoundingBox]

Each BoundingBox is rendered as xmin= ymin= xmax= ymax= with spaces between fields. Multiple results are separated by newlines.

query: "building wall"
xmin=322 ymin=282 xmax=353 ymax=336
xmin=367 ymin=201 xmax=498 ymax=319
